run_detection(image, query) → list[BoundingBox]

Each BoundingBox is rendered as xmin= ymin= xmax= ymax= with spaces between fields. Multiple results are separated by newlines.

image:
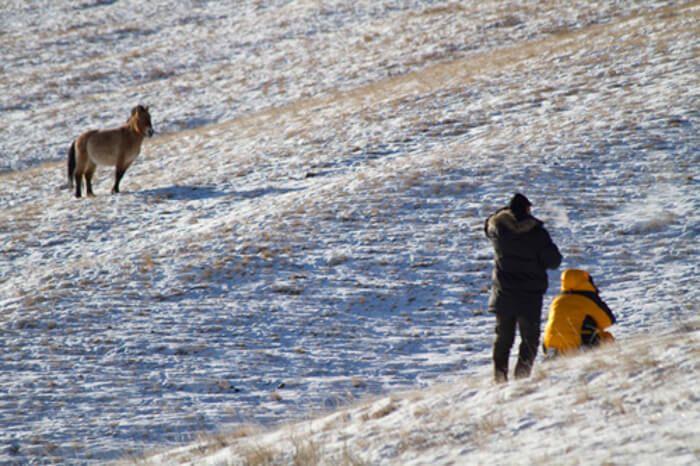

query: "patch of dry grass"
xmin=240 ymin=443 xmax=277 ymax=466
xmin=369 ymin=398 xmax=399 ymax=420
xmin=573 ymin=385 xmax=594 ymax=405
xmin=290 ymin=435 xmax=322 ymax=466
xmin=335 ymin=443 xmax=371 ymax=466
xmin=470 ymin=411 xmax=507 ymax=447
xmin=602 ymin=396 xmax=627 ymax=416
xmin=350 ymin=376 xmax=365 ymax=388
xmin=411 ymin=404 xmax=430 ymax=418
xmin=395 ymin=428 xmax=435 ymax=456
xmin=419 ymin=3 xmax=468 ymax=17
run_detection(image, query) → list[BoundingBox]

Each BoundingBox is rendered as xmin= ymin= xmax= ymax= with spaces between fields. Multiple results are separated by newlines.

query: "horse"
xmin=67 ymin=105 xmax=154 ymax=198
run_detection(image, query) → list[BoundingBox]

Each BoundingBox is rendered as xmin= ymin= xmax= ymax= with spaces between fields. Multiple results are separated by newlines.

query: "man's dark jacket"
xmin=485 ymin=207 xmax=562 ymax=316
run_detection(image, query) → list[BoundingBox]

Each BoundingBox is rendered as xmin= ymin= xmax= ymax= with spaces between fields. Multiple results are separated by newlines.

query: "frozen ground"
xmin=0 ymin=0 xmax=698 ymax=464
xmin=142 ymin=321 xmax=700 ymax=466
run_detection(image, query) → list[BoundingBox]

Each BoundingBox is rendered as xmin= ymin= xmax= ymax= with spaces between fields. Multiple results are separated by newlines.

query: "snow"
xmin=0 ymin=0 xmax=698 ymax=464
xmin=144 ymin=323 xmax=700 ymax=466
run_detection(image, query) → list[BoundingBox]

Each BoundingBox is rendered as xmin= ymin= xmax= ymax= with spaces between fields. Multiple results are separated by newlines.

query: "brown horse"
xmin=67 ymin=105 xmax=154 ymax=198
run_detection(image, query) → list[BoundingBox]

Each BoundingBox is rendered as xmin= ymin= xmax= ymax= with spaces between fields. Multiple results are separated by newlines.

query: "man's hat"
xmin=509 ymin=193 xmax=532 ymax=220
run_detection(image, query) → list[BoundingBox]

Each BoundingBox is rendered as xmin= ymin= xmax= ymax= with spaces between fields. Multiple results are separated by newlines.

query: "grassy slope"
xmin=140 ymin=321 xmax=700 ymax=465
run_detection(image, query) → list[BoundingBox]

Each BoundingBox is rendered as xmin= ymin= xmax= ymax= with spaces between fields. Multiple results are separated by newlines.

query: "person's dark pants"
xmin=581 ymin=315 xmax=601 ymax=347
xmin=493 ymin=311 xmax=541 ymax=382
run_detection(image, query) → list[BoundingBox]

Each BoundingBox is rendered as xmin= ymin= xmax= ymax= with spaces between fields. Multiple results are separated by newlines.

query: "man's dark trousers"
xmin=493 ymin=310 xmax=541 ymax=382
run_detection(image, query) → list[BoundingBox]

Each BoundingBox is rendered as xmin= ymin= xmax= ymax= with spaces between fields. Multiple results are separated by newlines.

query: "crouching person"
xmin=543 ymin=269 xmax=616 ymax=357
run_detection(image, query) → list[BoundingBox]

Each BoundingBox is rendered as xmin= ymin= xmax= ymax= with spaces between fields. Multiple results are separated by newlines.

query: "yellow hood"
xmin=560 ymin=269 xmax=597 ymax=292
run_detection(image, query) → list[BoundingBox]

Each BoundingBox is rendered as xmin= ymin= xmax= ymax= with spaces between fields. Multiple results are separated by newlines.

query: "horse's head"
xmin=129 ymin=105 xmax=155 ymax=137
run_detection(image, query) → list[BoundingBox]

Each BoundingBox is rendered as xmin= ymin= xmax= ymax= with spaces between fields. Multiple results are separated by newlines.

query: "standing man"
xmin=484 ymin=193 xmax=562 ymax=382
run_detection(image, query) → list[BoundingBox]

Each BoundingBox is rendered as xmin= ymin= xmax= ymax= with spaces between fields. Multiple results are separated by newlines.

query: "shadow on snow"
xmin=135 ymin=185 xmax=303 ymax=202
xmin=135 ymin=185 xmax=230 ymax=201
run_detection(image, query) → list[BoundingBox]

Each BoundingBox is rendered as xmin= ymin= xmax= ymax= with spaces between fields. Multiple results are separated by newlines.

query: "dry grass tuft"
xmin=477 ymin=412 xmax=506 ymax=435
xmin=574 ymin=385 xmax=594 ymax=405
xmin=529 ymin=365 xmax=548 ymax=383
xmin=472 ymin=412 xmax=507 ymax=447
xmin=512 ymin=382 xmax=539 ymax=398
xmin=370 ymin=399 xmax=399 ymax=420
xmin=335 ymin=443 xmax=371 ymax=466
xmin=291 ymin=435 xmax=322 ymax=466
xmin=603 ymin=396 xmax=627 ymax=416
xmin=350 ymin=376 xmax=365 ymax=388
xmin=191 ymin=431 xmax=233 ymax=457
xmin=412 ymin=404 xmax=430 ymax=418
xmin=140 ymin=253 xmax=156 ymax=273
xmin=240 ymin=443 xmax=277 ymax=466
xmin=321 ymin=412 xmax=352 ymax=432
xmin=396 ymin=429 xmax=434 ymax=456
xmin=674 ymin=319 xmax=700 ymax=334
xmin=420 ymin=4 xmax=467 ymax=16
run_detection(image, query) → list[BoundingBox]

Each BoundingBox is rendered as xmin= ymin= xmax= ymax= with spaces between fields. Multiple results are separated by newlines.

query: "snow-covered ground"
xmin=141 ymin=320 xmax=700 ymax=466
xmin=0 ymin=0 xmax=698 ymax=464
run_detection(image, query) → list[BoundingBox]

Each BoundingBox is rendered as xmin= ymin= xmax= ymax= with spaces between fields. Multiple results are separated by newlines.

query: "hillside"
xmin=140 ymin=321 xmax=700 ymax=465
xmin=1 ymin=1 xmax=698 ymax=464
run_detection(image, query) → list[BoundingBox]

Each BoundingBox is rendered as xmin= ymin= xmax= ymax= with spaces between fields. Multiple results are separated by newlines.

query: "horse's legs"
xmin=85 ymin=161 xmax=97 ymax=197
xmin=112 ymin=161 xmax=131 ymax=194
xmin=74 ymin=172 xmax=83 ymax=198
xmin=74 ymin=136 xmax=89 ymax=199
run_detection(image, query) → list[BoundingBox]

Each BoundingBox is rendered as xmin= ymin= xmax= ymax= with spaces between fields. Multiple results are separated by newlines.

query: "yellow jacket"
xmin=543 ymin=269 xmax=616 ymax=352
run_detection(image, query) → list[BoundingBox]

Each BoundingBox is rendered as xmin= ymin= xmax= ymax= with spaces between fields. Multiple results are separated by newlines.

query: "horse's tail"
xmin=67 ymin=140 xmax=76 ymax=189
